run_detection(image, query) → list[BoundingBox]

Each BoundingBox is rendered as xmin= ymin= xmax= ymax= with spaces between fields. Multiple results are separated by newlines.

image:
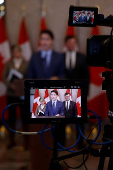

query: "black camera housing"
xmin=87 ymin=35 xmax=113 ymax=68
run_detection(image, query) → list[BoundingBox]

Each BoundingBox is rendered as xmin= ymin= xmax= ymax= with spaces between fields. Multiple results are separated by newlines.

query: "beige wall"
xmin=5 ymin=0 xmax=112 ymax=54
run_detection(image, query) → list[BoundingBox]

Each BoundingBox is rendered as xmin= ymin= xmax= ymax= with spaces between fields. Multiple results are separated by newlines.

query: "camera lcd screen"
xmin=25 ymin=80 xmax=87 ymax=124
xmin=69 ymin=6 xmax=98 ymax=27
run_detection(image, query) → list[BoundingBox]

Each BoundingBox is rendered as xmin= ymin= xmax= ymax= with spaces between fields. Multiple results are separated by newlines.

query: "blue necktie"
xmin=51 ymin=102 xmax=56 ymax=116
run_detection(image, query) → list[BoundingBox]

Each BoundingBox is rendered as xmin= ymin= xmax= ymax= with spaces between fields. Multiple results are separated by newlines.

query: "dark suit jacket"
xmin=27 ymin=51 xmax=65 ymax=79
xmin=45 ymin=100 xmax=64 ymax=116
xmin=64 ymin=52 xmax=89 ymax=95
xmin=63 ymin=101 xmax=77 ymax=118
xmin=87 ymin=17 xmax=92 ymax=24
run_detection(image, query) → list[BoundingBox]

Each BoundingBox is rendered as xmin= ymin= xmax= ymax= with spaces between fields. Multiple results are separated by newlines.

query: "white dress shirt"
xmin=65 ymin=51 xmax=77 ymax=70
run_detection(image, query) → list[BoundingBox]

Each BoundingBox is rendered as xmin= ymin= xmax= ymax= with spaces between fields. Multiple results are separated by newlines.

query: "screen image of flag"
xmin=76 ymin=89 xmax=81 ymax=117
xmin=32 ymin=89 xmax=40 ymax=118
xmin=44 ymin=89 xmax=50 ymax=104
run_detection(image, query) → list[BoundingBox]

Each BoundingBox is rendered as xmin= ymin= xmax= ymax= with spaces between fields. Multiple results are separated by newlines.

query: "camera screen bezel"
xmin=24 ymin=80 xmax=87 ymax=124
xmin=68 ymin=6 xmax=98 ymax=27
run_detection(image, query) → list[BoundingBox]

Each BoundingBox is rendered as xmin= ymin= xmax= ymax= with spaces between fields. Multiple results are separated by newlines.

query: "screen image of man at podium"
xmin=45 ymin=90 xmax=64 ymax=116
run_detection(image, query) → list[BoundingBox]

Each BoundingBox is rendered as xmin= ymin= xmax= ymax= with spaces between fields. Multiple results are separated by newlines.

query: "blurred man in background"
xmin=64 ymin=35 xmax=89 ymax=82
xmin=27 ymin=29 xmax=65 ymax=80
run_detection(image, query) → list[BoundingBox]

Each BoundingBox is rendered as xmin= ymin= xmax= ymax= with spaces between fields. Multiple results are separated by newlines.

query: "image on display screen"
xmin=30 ymin=88 xmax=81 ymax=118
xmin=73 ymin=10 xmax=94 ymax=24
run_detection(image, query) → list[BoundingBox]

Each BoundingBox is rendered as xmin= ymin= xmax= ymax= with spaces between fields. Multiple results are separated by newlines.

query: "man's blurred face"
xmin=65 ymin=94 xmax=70 ymax=101
xmin=51 ymin=92 xmax=57 ymax=101
xmin=66 ymin=38 xmax=76 ymax=51
xmin=39 ymin=33 xmax=53 ymax=51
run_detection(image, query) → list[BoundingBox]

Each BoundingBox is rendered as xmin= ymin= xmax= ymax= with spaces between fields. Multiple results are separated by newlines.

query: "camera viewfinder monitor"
xmin=68 ymin=6 xmax=98 ymax=27
xmin=25 ymin=80 xmax=87 ymax=124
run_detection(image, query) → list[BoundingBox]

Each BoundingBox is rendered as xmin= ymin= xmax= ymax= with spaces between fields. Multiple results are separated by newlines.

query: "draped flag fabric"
xmin=44 ymin=89 xmax=50 ymax=104
xmin=76 ymin=89 xmax=81 ymax=117
xmin=87 ymin=26 xmax=109 ymax=119
xmin=32 ymin=89 xmax=40 ymax=117
xmin=0 ymin=17 xmax=11 ymax=118
xmin=18 ymin=18 xmax=32 ymax=61
xmin=37 ymin=11 xmax=47 ymax=50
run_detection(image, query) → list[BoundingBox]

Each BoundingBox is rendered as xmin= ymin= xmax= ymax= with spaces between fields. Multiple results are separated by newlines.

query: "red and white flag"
xmin=76 ymin=89 xmax=81 ymax=117
xmin=87 ymin=26 xmax=109 ymax=119
xmin=44 ymin=89 xmax=50 ymax=104
xmin=18 ymin=18 xmax=32 ymax=61
xmin=0 ymin=17 xmax=11 ymax=118
xmin=37 ymin=10 xmax=47 ymax=50
xmin=66 ymin=89 xmax=72 ymax=100
xmin=32 ymin=89 xmax=40 ymax=118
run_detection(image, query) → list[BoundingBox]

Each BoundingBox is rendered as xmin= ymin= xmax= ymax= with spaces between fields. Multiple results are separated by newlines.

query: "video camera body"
xmin=69 ymin=5 xmax=113 ymax=69
xmin=69 ymin=5 xmax=113 ymax=120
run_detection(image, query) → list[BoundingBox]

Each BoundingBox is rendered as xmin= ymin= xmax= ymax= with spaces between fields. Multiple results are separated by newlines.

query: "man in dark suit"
xmin=63 ymin=92 xmax=77 ymax=118
xmin=27 ymin=30 xmax=65 ymax=79
xmin=45 ymin=90 xmax=64 ymax=116
xmin=78 ymin=11 xmax=87 ymax=23
xmin=86 ymin=12 xmax=92 ymax=24
xmin=64 ymin=35 xmax=89 ymax=95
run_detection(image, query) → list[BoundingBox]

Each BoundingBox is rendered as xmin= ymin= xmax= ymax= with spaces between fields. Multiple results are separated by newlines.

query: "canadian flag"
xmin=63 ymin=24 xmax=76 ymax=52
xmin=76 ymin=89 xmax=81 ymax=117
xmin=37 ymin=10 xmax=47 ymax=50
xmin=32 ymin=89 xmax=40 ymax=118
xmin=44 ymin=89 xmax=50 ymax=104
xmin=18 ymin=18 xmax=32 ymax=61
xmin=87 ymin=26 xmax=109 ymax=119
xmin=0 ymin=17 xmax=11 ymax=118
xmin=66 ymin=89 xmax=72 ymax=100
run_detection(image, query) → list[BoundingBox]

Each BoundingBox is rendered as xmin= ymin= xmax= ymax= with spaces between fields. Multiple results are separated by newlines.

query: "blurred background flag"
xmin=32 ymin=89 xmax=40 ymax=118
xmin=18 ymin=18 xmax=32 ymax=61
xmin=87 ymin=26 xmax=109 ymax=119
xmin=0 ymin=17 xmax=11 ymax=118
xmin=37 ymin=4 xmax=47 ymax=50
xmin=44 ymin=89 xmax=50 ymax=104
xmin=76 ymin=89 xmax=81 ymax=117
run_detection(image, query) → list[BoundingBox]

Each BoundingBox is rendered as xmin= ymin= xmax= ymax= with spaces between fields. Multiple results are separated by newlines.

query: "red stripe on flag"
xmin=18 ymin=19 xmax=29 ymax=44
xmin=0 ymin=17 xmax=7 ymax=43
